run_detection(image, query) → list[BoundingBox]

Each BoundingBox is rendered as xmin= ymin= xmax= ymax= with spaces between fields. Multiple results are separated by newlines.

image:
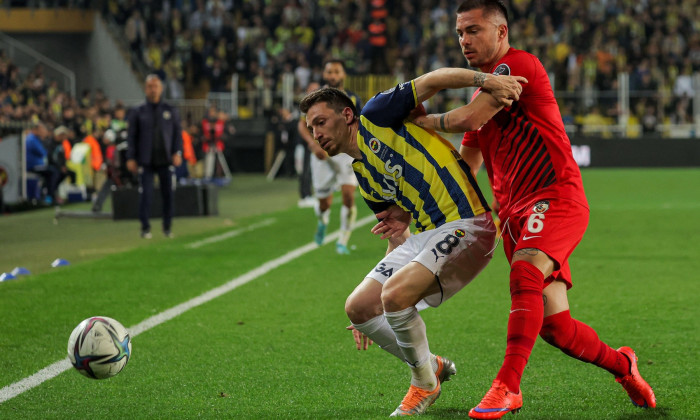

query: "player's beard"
xmin=464 ymin=51 xmax=482 ymax=69
xmin=325 ymin=79 xmax=342 ymax=88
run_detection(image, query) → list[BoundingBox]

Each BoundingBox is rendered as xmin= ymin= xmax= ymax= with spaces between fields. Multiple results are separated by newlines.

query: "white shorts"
xmin=311 ymin=153 xmax=357 ymax=199
xmin=365 ymin=214 xmax=496 ymax=310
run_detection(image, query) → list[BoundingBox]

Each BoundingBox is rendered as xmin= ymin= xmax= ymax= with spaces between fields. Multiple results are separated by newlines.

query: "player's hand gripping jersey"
xmin=462 ymin=48 xmax=588 ymax=218
xmin=354 ymin=80 xmax=490 ymax=231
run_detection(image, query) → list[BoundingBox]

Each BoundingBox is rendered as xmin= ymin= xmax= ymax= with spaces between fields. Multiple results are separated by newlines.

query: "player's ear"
xmin=498 ymin=24 xmax=508 ymax=40
xmin=343 ymin=107 xmax=355 ymax=124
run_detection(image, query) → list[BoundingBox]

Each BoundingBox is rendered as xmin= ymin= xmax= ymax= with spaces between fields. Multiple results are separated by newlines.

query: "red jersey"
xmin=462 ymin=48 xmax=587 ymax=217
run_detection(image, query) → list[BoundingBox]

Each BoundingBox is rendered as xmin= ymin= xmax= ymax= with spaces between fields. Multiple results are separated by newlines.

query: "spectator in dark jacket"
xmin=126 ymin=74 xmax=183 ymax=239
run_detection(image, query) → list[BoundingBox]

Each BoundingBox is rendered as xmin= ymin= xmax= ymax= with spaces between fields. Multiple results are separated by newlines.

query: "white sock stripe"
xmin=352 ymin=315 xmax=385 ymax=335
xmin=384 ymin=306 xmax=418 ymax=324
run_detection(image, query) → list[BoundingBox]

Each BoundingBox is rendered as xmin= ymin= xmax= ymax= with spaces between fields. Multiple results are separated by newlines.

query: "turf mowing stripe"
xmin=185 ymin=218 xmax=277 ymax=249
xmin=0 ymin=214 xmax=376 ymax=404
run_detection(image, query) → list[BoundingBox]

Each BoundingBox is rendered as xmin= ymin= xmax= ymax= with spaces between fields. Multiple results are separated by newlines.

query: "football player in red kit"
xmin=410 ymin=1 xmax=656 ymax=418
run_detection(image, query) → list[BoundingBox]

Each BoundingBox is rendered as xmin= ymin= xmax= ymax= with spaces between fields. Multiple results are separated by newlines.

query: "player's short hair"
xmin=323 ymin=58 xmax=346 ymax=71
xmin=299 ymin=87 xmax=357 ymax=119
xmin=456 ymin=0 xmax=509 ymax=25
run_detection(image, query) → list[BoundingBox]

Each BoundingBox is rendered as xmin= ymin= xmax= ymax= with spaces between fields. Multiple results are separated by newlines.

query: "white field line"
xmin=0 ymin=214 xmax=376 ymax=404
xmin=185 ymin=218 xmax=276 ymax=249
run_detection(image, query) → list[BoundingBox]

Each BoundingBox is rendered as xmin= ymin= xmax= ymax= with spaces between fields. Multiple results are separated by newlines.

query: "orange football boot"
xmin=468 ymin=379 xmax=523 ymax=419
xmin=434 ymin=355 xmax=457 ymax=383
xmin=390 ymin=383 xmax=441 ymax=417
xmin=616 ymin=347 xmax=656 ymax=408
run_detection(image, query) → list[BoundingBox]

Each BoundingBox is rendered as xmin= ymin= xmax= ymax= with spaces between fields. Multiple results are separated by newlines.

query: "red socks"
xmin=540 ymin=309 xmax=630 ymax=377
xmin=495 ymin=261 xmax=631 ymax=393
xmin=496 ymin=260 xmax=544 ymax=393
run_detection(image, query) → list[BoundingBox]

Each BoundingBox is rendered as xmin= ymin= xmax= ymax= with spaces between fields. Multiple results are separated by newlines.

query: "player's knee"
xmin=539 ymin=310 xmax=573 ymax=348
xmin=345 ymin=292 xmax=380 ymax=324
xmin=380 ymin=284 xmax=405 ymax=313
xmin=510 ymin=260 xmax=545 ymax=296
xmin=344 ymin=293 xmax=361 ymax=323
xmin=539 ymin=319 xmax=559 ymax=347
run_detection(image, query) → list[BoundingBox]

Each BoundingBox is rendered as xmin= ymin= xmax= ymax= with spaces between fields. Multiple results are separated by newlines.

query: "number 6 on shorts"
xmin=527 ymin=213 xmax=544 ymax=233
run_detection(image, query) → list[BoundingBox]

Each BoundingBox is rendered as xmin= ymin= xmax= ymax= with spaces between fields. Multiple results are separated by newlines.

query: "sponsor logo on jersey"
xmin=369 ymin=138 xmax=381 ymax=153
xmin=380 ymin=158 xmax=402 ymax=200
xmin=454 ymin=229 xmax=466 ymax=238
xmin=493 ymin=63 xmax=511 ymax=76
xmin=533 ymin=200 xmax=550 ymax=214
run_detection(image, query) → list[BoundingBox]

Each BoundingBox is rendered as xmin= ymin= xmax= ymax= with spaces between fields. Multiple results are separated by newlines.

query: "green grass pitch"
xmin=0 ymin=169 xmax=698 ymax=419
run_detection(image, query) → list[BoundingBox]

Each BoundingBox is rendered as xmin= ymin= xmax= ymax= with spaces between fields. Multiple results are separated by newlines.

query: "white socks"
xmin=353 ymin=313 xmax=440 ymax=390
xmin=352 ymin=315 xmax=403 ymax=359
xmin=338 ymin=205 xmax=357 ymax=246
xmin=385 ymin=307 xmax=437 ymax=390
xmin=314 ymin=201 xmax=330 ymax=226
xmin=314 ymin=203 xmax=355 ymax=246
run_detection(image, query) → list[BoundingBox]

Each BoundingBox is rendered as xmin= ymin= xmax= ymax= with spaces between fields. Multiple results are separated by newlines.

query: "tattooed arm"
xmin=412 ymin=67 xmax=525 ymax=104
xmin=409 ymin=92 xmax=503 ymax=133
xmin=409 ymin=68 xmax=527 ymax=133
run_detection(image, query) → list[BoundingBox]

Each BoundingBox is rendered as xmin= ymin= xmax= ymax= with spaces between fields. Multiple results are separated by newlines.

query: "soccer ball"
xmin=67 ymin=316 xmax=132 ymax=379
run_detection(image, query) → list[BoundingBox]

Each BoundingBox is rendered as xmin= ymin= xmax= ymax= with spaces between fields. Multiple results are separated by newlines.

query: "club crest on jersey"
xmin=163 ymin=110 xmax=172 ymax=120
xmin=493 ymin=63 xmax=511 ymax=76
xmin=454 ymin=229 xmax=466 ymax=238
xmin=533 ymin=200 xmax=550 ymax=214
xmin=369 ymin=138 xmax=381 ymax=153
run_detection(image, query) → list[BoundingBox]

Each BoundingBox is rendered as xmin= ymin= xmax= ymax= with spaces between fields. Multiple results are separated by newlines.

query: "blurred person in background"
xmin=186 ymin=123 xmax=204 ymax=179
xmin=298 ymin=60 xmax=361 ymax=255
xmin=126 ymin=74 xmax=183 ymax=239
xmin=200 ymin=105 xmax=226 ymax=178
xmin=25 ymin=121 xmax=53 ymax=204
xmin=48 ymin=126 xmax=75 ymax=205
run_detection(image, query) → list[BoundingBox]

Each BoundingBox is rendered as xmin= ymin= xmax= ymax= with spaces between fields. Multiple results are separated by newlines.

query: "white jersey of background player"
xmin=297 ymin=60 xmax=362 ymax=254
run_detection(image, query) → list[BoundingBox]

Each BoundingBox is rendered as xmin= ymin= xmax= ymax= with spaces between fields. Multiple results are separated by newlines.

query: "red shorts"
xmin=500 ymin=197 xmax=589 ymax=288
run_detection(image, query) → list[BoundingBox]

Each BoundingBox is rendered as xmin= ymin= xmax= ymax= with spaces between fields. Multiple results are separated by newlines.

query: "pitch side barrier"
xmin=569 ymin=136 xmax=700 ymax=168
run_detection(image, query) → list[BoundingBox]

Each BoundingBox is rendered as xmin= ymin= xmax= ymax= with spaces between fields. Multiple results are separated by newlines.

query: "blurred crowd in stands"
xmin=0 ymin=0 xmax=697 ymax=131
xmin=0 ymin=0 xmax=698 ymax=168
xmin=98 ymin=0 xmax=699 ymax=128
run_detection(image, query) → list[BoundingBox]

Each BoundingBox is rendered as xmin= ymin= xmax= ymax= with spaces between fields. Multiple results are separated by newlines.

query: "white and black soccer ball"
xmin=67 ymin=316 xmax=132 ymax=379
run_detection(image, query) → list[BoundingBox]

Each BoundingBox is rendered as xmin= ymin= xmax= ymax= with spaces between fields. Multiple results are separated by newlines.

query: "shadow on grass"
xmin=424 ymin=407 xmax=472 ymax=419
xmin=617 ymin=406 xmax=672 ymax=419
xmin=428 ymin=406 xmax=673 ymax=420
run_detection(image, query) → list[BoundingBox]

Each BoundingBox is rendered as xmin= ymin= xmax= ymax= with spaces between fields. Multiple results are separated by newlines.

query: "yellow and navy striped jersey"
xmin=353 ymin=80 xmax=489 ymax=232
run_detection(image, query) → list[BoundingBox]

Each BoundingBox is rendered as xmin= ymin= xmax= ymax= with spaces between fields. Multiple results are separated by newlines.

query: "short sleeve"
xmin=462 ymin=130 xmax=479 ymax=147
xmin=360 ymin=80 xmax=417 ymax=129
xmin=493 ymin=50 xmax=537 ymax=96
xmin=363 ymin=196 xmax=392 ymax=215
